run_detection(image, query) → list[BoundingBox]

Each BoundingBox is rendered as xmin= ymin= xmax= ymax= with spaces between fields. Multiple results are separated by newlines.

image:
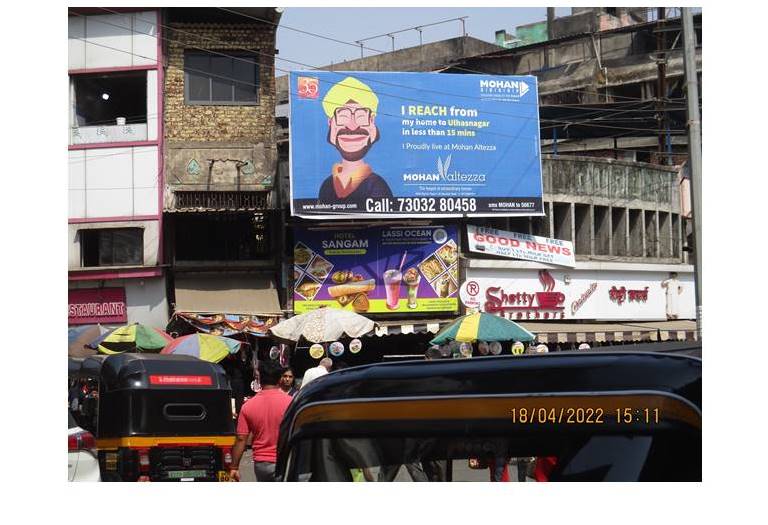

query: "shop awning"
xmin=366 ymin=319 xmax=456 ymax=337
xmin=174 ymin=274 xmax=282 ymax=316
xmin=522 ymin=320 xmax=697 ymax=344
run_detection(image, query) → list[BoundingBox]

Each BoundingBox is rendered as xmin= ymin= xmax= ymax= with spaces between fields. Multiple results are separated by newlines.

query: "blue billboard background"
xmin=289 ymin=71 xmax=543 ymax=218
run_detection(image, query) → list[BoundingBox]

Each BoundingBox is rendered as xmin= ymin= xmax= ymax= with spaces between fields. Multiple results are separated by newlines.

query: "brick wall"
xmin=164 ymin=23 xmax=276 ymax=144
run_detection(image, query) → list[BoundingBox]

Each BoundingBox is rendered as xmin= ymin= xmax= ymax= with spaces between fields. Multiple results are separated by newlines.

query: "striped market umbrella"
xmin=160 ymin=333 xmax=242 ymax=363
xmin=430 ymin=312 xmax=535 ymax=345
xmin=88 ymin=324 xmax=172 ymax=354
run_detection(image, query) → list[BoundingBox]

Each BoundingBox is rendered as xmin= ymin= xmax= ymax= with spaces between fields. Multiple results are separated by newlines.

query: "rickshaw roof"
xmin=76 ymin=353 xmax=228 ymax=390
xmin=290 ymin=351 xmax=702 ymax=413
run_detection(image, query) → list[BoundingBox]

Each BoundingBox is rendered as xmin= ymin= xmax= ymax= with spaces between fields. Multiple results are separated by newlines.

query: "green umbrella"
xmin=430 ymin=312 xmax=535 ymax=345
xmin=87 ymin=323 xmax=172 ymax=354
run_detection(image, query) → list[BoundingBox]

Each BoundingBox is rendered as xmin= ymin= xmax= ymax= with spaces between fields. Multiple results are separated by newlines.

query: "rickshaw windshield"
xmin=286 ymin=424 xmax=701 ymax=482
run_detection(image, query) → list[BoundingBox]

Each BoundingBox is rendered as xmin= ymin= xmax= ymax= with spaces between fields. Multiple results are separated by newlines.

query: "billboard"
xmin=289 ymin=71 xmax=543 ymax=219
xmin=467 ymin=225 xmax=575 ymax=267
xmin=460 ymin=268 xmax=695 ymax=321
xmin=293 ymin=225 xmax=459 ymax=314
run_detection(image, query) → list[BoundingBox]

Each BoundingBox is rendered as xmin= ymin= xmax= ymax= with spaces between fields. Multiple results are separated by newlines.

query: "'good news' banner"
xmin=289 ymin=71 xmax=543 ymax=219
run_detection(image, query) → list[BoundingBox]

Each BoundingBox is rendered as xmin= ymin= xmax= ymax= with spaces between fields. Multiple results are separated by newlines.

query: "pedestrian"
xmin=221 ymin=349 xmax=248 ymax=417
xmin=279 ymin=367 xmax=298 ymax=396
xmin=229 ymin=360 xmax=292 ymax=482
xmin=300 ymin=357 xmax=333 ymax=389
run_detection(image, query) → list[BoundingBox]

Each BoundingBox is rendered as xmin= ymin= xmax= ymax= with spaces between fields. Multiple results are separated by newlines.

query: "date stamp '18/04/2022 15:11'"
xmin=509 ymin=407 xmax=661 ymax=425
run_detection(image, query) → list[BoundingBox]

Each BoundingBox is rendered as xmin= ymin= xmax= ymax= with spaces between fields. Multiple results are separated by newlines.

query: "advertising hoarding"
xmin=289 ymin=71 xmax=543 ymax=218
xmin=293 ymin=225 xmax=459 ymax=314
xmin=467 ymin=225 xmax=575 ymax=267
xmin=461 ymin=267 xmax=695 ymax=321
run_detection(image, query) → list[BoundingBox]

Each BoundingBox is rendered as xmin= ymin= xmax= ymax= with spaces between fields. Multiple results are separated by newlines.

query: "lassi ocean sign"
xmin=293 ymin=225 xmax=459 ymax=314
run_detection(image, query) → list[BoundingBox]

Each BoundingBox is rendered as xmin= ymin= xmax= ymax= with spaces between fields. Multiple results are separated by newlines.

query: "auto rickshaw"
xmin=71 ymin=353 xmax=236 ymax=481
xmin=275 ymin=349 xmax=702 ymax=482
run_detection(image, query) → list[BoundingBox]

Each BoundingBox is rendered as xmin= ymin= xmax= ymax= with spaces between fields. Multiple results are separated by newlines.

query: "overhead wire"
xmin=95 ymin=7 xmax=638 ymax=124
xmin=76 ymin=10 xmax=689 ymax=136
xmin=215 ymin=6 xmax=696 ymax=104
xmin=69 ymin=11 xmax=694 ymax=202
xmin=114 ymin=7 xmax=690 ymax=113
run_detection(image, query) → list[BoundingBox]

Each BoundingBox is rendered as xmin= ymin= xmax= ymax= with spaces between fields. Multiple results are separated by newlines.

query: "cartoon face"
xmin=327 ymin=101 xmax=379 ymax=161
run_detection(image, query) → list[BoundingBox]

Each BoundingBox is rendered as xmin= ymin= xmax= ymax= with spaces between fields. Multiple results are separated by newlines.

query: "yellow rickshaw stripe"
xmin=293 ymin=394 xmax=701 ymax=431
xmin=96 ymin=436 xmax=236 ymax=448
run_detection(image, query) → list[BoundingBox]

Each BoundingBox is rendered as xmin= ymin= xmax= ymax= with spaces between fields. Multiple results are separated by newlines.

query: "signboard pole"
xmin=682 ymin=8 xmax=702 ymax=340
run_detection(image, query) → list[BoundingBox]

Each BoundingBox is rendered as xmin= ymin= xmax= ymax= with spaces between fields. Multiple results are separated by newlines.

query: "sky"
xmin=275 ymin=7 xmax=572 ymax=77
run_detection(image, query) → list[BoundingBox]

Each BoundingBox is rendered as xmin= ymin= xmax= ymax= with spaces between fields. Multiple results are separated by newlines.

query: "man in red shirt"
xmin=229 ymin=360 xmax=292 ymax=482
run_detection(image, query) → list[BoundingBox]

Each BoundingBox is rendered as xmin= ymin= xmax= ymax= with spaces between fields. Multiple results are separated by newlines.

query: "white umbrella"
xmin=269 ymin=308 xmax=375 ymax=343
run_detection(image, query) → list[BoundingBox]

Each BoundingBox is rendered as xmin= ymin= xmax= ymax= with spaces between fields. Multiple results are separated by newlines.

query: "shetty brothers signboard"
xmin=460 ymin=268 xmax=694 ymax=321
xmin=289 ymin=72 xmax=543 ymax=219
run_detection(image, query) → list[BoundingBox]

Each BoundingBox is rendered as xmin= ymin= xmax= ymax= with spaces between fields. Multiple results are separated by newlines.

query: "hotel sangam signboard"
xmin=293 ymin=225 xmax=460 ymax=314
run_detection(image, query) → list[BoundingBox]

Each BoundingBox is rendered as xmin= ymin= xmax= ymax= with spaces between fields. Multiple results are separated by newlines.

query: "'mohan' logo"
xmin=479 ymin=79 xmax=530 ymax=99
xmin=402 ymin=154 xmax=486 ymax=183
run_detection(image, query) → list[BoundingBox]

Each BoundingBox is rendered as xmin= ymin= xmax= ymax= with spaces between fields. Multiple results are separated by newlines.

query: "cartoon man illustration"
xmin=319 ymin=76 xmax=393 ymax=205
xmin=661 ymin=272 xmax=683 ymax=320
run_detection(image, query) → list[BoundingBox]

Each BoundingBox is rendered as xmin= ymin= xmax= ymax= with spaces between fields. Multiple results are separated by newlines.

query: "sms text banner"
xmin=467 ymin=225 xmax=576 ymax=267
xmin=290 ymin=71 xmax=543 ymax=218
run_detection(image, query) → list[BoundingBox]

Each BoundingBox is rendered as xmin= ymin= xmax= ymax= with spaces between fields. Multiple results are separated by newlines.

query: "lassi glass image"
xmin=403 ymin=267 xmax=421 ymax=309
xmin=383 ymin=269 xmax=403 ymax=310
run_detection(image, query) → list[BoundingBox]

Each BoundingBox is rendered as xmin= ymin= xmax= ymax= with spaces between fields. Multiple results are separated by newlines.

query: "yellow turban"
xmin=322 ymin=76 xmax=379 ymax=118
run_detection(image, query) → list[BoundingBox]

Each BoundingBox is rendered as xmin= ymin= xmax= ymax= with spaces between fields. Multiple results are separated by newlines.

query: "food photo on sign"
xmin=292 ymin=225 xmax=460 ymax=314
xmin=289 ymin=71 xmax=543 ymax=219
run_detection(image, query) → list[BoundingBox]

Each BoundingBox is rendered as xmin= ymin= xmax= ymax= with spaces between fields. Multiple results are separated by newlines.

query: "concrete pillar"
xmin=589 ymin=204 xmax=596 ymax=256
xmin=629 ymin=208 xmax=643 ymax=257
xmin=548 ymin=201 xmax=555 ymax=239
xmin=625 ymin=207 xmax=631 ymax=256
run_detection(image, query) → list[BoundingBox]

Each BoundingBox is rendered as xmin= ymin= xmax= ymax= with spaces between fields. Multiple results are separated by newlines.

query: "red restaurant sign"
xmin=68 ymin=288 xmax=127 ymax=325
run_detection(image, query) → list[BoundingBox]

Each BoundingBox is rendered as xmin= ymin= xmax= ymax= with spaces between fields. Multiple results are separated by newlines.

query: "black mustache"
xmin=337 ymin=129 xmax=369 ymax=136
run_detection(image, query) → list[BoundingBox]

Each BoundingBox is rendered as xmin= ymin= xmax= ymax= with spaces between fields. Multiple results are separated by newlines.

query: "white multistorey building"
xmin=68 ymin=9 xmax=168 ymax=329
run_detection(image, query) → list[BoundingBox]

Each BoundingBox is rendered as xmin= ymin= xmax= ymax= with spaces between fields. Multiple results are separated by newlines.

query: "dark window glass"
xmin=232 ymin=59 xmax=258 ymax=101
xmin=174 ymin=213 xmax=268 ymax=261
xmin=72 ymin=71 xmax=147 ymax=126
xmin=184 ymin=51 xmax=259 ymax=104
xmin=81 ymin=228 xmax=143 ymax=267
xmin=186 ymin=54 xmax=211 ymax=102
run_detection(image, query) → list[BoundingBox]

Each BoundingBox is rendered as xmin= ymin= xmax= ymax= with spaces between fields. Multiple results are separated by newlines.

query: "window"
xmin=81 ymin=228 xmax=143 ymax=267
xmin=174 ymin=213 xmax=268 ymax=261
xmin=184 ymin=51 xmax=259 ymax=105
xmin=287 ymin=427 xmax=701 ymax=482
xmin=72 ymin=71 xmax=148 ymax=127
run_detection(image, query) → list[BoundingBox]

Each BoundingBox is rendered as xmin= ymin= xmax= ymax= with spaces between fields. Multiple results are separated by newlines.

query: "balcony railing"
xmin=542 ymin=156 xmax=680 ymax=208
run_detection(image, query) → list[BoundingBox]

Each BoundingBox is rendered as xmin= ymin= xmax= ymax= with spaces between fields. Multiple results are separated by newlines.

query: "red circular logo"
xmin=467 ymin=281 xmax=479 ymax=296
